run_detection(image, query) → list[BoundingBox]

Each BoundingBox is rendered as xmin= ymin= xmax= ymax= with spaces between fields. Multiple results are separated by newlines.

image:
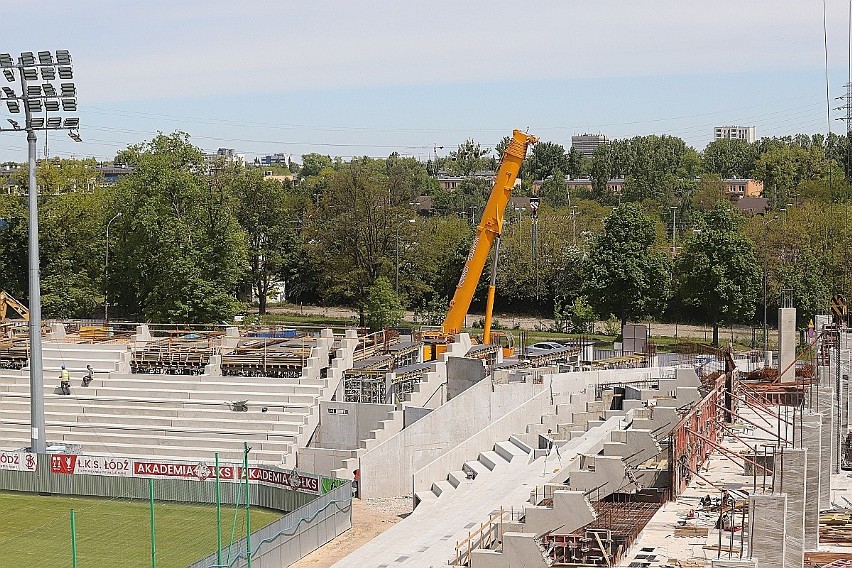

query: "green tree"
xmin=701 ymin=139 xmax=757 ymax=179
xmin=299 ymin=153 xmax=333 ymax=179
xmin=110 ymin=132 xmax=246 ymax=323
xmin=363 ymin=277 xmax=404 ymax=331
xmin=447 ymin=139 xmax=490 ymax=176
xmin=675 ymin=204 xmax=761 ymax=345
xmin=583 ymin=203 xmax=670 ymax=328
xmin=232 ymin=168 xmax=307 ymax=314
xmin=525 ymin=141 xmax=569 ymax=181
xmin=306 ymin=157 xmax=417 ymax=314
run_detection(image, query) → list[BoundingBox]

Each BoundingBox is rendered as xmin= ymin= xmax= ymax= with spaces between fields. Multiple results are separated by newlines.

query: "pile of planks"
xmin=820 ymin=510 xmax=852 ymax=544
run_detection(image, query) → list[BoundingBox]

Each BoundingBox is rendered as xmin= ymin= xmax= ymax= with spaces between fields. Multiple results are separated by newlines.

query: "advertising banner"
xmin=50 ymin=454 xmax=133 ymax=477
xmin=0 ymin=451 xmax=36 ymax=472
xmin=48 ymin=454 xmax=321 ymax=494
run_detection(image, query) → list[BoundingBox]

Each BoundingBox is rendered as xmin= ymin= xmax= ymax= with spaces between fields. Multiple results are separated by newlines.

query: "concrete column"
xmin=777 ymin=307 xmax=796 ymax=383
xmin=778 ymin=448 xmax=806 ymax=567
xmin=748 ymin=494 xmax=787 ymax=566
xmin=795 ymin=413 xmax=822 ymax=549
xmin=817 ymin=366 xmax=835 ymax=499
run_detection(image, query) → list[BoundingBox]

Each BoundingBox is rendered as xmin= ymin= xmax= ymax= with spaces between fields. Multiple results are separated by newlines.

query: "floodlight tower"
xmin=0 ymin=50 xmax=81 ymax=454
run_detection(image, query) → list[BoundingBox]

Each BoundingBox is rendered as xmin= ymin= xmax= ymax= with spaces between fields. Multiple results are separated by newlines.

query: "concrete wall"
xmin=297 ymin=447 xmax=358 ymax=477
xmin=412 ymin=388 xmax=552 ymax=494
xmin=358 ymin=378 xmax=547 ymax=498
xmin=404 ymin=406 xmax=432 ymax=428
xmin=446 ymin=356 xmax=486 ymax=399
xmin=312 ymin=401 xmax=395 ymax=450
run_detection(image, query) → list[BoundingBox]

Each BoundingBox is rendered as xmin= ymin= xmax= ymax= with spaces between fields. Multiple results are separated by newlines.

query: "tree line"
xmin=0 ymin=130 xmax=849 ymax=343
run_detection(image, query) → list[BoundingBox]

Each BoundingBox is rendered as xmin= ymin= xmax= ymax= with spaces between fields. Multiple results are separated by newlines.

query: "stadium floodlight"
xmin=0 ymin=49 xmax=81 ymax=455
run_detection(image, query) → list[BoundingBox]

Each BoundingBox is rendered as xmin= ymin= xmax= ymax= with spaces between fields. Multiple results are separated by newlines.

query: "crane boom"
xmin=0 ymin=290 xmax=29 ymax=321
xmin=441 ymin=130 xmax=537 ymax=335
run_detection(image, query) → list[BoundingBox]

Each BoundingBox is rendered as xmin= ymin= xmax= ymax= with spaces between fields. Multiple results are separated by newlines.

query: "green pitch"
xmin=0 ymin=491 xmax=283 ymax=567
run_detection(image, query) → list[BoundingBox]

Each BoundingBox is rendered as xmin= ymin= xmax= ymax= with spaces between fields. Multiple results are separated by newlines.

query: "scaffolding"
xmin=220 ymin=336 xmax=313 ymax=377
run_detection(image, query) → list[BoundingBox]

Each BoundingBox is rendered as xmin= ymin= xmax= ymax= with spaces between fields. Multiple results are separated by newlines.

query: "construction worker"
xmin=59 ymin=365 xmax=71 ymax=395
xmin=82 ymin=364 xmax=94 ymax=387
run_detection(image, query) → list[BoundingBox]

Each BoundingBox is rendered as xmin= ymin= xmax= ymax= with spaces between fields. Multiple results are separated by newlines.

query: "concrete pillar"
xmin=778 ymin=307 xmax=796 ymax=383
xmin=778 ymin=448 xmax=806 ymax=567
xmin=748 ymin=494 xmax=787 ymax=567
xmin=795 ymin=413 xmax=822 ymax=549
xmin=817 ymin=365 xmax=835 ymax=499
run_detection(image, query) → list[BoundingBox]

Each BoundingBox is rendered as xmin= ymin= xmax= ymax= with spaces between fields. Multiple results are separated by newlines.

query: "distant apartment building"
xmin=714 ymin=126 xmax=756 ymax=143
xmin=570 ymin=134 xmax=608 ymax=158
xmin=259 ymin=153 xmax=292 ymax=167
xmin=564 ymin=177 xmax=625 ymax=195
xmin=206 ymin=148 xmax=245 ymax=167
xmin=723 ymin=178 xmax=763 ymax=200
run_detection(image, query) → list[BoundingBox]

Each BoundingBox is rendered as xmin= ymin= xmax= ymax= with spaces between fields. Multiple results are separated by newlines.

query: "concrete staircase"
xmin=413 ymin=435 xmax=533 ymax=507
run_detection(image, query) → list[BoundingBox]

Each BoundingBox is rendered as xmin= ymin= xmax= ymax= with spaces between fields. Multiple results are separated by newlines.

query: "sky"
xmin=1 ymin=0 xmax=851 ymax=163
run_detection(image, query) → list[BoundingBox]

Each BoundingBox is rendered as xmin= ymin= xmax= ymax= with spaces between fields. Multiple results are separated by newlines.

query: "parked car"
xmin=524 ymin=341 xmax=565 ymax=356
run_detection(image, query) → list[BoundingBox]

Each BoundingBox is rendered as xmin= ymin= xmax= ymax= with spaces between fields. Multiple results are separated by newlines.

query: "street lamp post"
xmin=0 ymin=50 xmax=81 ymax=454
xmin=571 ymin=205 xmax=578 ymax=248
xmin=762 ymin=214 xmax=780 ymax=354
xmin=104 ymin=212 xmax=122 ymax=323
xmin=670 ymin=206 xmax=678 ymax=257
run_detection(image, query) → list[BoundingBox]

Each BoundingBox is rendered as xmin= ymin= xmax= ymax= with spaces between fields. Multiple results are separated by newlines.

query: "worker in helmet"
xmin=59 ymin=365 xmax=71 ymax=395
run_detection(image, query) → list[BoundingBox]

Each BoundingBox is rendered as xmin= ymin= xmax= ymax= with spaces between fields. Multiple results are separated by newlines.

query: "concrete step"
xmin=477 ymin=450 xmax=505 ymax=471
xmin=414 ymin=490 xmax=438 ymax=506
xmin=430 ymin=479 xmax=454 ymax=497
xmin=509 ymin=434 xmax=535 ymax=454
xmin=463 ymin=460 xmax=490 ymax=478
xmin=447 ymin=470 xmax=471 ymax=488
xmin=494 ymin=440 xmax=527 ymax=462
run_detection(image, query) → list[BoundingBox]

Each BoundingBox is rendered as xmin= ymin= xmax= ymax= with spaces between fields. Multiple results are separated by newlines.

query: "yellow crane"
xmin=0 ymin=290 xmax=29 ymax=321
xmin=423 ymin=129 xmax=537 ymax=360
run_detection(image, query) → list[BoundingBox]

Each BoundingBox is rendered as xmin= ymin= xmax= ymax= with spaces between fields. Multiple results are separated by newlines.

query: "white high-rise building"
xmin=714 ymin=126 xmax=756 ymax=143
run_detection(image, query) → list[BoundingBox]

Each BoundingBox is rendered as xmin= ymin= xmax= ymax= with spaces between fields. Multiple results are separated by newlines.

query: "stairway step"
xmin=478 ymin=450 xmax=505 ymax=471
xmin=431 ymin=479 xmax=454 ymax=497
xmin=414 ymin=491 xmax=437 ymax=508
xmin=463 ymin=460 xmax=489 ymax=478
xmin=447 ymin=470 xmax=470 ymax=488
xmin=508 ymin=435 xmax=534 ymax=454
xmin=494 ymin=440 xmax=527 ymax=462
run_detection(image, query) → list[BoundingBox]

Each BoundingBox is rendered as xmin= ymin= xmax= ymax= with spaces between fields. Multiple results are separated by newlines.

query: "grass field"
xmin=0 ymin=491 xmax=282 ymax=568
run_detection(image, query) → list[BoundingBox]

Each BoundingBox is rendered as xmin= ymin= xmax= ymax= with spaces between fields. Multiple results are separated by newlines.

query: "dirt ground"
xmin=268 ymin=305 xmax=763 ymax=345
xmin=290 ymin=497 xmax=412 ymax=568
